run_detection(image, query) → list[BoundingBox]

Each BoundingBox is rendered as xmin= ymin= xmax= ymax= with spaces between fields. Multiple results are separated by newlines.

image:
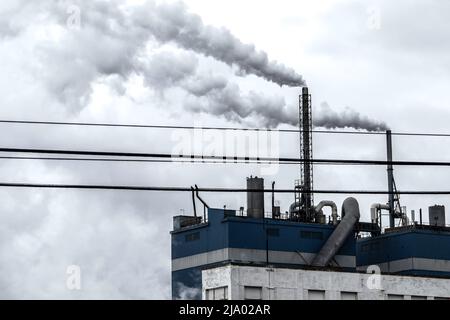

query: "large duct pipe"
xmin=311 ymin=197 xmax=360 ymax=267
xmin=315 ymin=201 xmax=338 ymax=225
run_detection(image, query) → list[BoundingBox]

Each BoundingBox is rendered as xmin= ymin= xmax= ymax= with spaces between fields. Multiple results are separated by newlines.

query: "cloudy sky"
xmin=1 ymin=0 xmax=450 ymax=299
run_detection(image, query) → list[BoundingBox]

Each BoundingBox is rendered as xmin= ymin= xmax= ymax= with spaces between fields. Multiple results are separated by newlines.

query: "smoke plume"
xmin=313 ymin=102 xmax=389 ymax=131
xmin=1 ymin=0 xmax=385 ymax=132
xmin=132 ymin=1 xmax=306 ymax=87
xmin=139 ymin=50 xmax=290 ymax=128
xmin=0 ymin=0 xmax=305 ymax=110
xmin=138 ymin=51 xmax=387 ymax=132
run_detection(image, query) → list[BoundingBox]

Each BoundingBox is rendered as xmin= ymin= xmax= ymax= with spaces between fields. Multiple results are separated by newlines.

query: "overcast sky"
xmin=1 ymin=0 xmax=450 ymax=299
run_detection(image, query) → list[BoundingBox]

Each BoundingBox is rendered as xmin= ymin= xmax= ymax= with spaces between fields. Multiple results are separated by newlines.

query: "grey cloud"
xmin=309 ymin=0 xmax=450 ymax=64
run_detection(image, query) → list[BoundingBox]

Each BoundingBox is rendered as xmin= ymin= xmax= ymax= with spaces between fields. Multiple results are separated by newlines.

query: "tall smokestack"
xmin=386 ymin=130 xmax=395 ymax=228
xmin=300 ymin=87 xmax=314 ymax=221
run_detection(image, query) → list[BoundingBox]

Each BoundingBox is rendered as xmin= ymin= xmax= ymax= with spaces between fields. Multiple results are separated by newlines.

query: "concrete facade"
xmin=202 ymin=265 xmax=450 ymax=300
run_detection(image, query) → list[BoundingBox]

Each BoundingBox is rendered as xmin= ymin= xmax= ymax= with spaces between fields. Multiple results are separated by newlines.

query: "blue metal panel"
xmin=357 ymin=229 xmax=450 ymax=277
xmin=396 ymin=270 xmax=450 ymax=278
xmin=173 ymin=208 xmax=356 ymax=261
xmin=226 ymin=217 xmax=355 ymax=255
xmin=171 ymin=208 xmax=229 ymax=259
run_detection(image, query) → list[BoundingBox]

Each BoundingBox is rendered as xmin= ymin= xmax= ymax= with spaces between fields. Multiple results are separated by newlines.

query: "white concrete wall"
xmin=202 ymin=265 xmax=450 ymax=300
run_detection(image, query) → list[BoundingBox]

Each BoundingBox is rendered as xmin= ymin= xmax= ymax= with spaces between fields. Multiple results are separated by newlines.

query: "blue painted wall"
xmin=172 ymin=209 xmax=356 ymax=259
xmin=357 ymin=229 xmax=450 ymax=277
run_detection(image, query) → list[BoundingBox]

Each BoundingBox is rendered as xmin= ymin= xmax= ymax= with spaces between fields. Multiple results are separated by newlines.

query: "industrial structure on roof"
xmin=171 ymin=87 xmax=450 ymax=300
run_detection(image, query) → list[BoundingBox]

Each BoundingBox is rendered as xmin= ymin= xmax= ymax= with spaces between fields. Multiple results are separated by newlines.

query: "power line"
xmin=0 ymin=155 xmax=357 ymax=166
xmin=1 ymin=119 xmax=450 ymax=137
xmin=0 ymin=119 xmax=305 ymax=132
xmin=1 ymin=147 xmax=450 ymax=167
xmin=0 ymin=182 xmax=448 ymax=194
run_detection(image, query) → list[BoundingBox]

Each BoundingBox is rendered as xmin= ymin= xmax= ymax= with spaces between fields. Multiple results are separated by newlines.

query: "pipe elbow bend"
xmin=341 ymin=197 xmax=361 ymax=221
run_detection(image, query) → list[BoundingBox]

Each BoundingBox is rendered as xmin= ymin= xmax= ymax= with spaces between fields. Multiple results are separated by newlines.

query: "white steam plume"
xmin=313 ymin=102 xmax=389 ymax=131
xmin=138 ymin=52 xmax=388 ymax=131
xmin=0 ymin=0 xmax=305 ymax=110
xmin=131 ymin=1 xmax=306 ymax=87
xmin=1 ymin=0 xmax=386 ymax=132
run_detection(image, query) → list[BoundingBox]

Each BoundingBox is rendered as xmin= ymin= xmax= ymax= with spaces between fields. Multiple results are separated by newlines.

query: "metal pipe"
xmin=195 ymin=185 xmax=210 ymax=208
xmin=371 ymin=203 xmax=391 ymax=211
xmin=371 ymin=203 xmax=390 ymax=230
xmin=386 ymin=130 xmax=395 ymax=228
xmin=191 ymin=186 xmax=197 ymax=218
xmin=315 ymin=201 xmax=338 ymax=225
xmin=195 ymin=184 xmax=209 ymax=222
xmin=311 ymin=197 xmax=360 ymax=267
xmin=271 ymin=181 xmax=275 ymax=219
xmin=420 ymin=208 xmax=423 ymax=225
xmin=289 ymin=199 xmax=303 ymax=215
xmin=289 ymin=202 xmax=299 ymax=215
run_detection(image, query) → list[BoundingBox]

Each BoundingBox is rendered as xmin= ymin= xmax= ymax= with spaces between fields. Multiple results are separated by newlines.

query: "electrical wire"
xmin=1 ymin=147 xmax=450 ymax=167
xmin=1 ymin=119 xmax=450 ymax=137
xmin=0 ymin=155 xmax=364 ymax=166
xmin=0 ymin=182 xmax=447 ymax=195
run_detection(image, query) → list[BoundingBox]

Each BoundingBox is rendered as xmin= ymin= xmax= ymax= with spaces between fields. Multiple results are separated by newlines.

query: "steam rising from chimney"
xmin=314 ymin=102 xmax=389 ymax=132
xmin=3 ymin=0 xmax=387 ymax=132
xmin=132 ymin=1 xmax=306 ymax=87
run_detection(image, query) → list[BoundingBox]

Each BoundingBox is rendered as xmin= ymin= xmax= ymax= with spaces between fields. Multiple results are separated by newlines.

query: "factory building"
xmin=171 ymin=204 xmax=357 ymax=299
xmin=171 ymin=87 xmax=450 ymax=300
xmin=202 ymin=265 xmax=450 ymax=300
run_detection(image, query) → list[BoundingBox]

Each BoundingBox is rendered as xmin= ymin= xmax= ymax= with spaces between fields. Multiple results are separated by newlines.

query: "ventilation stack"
xmin=299 ymin=87 xmax=314 ymax=221
xmin=386 ymin=130 xmax=395 ymax=228
xmin=247 ymin=176 xmax=265 ymax=219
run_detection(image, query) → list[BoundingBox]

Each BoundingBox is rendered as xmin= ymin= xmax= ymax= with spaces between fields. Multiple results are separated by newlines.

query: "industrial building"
xmin=171 ymin=87 xmax=450 ymax=300
xmin=202 ymin=265 xmax=450 ymax=300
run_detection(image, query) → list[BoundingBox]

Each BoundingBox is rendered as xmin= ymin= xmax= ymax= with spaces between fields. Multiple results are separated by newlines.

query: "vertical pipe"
xmin=271 ymin=181 xmax=275 ymax=219
xmin=386 ymin=130 xmax=395 ymax=228
xmin=266 ymin=220 xmax=269 ymax=266
xmin=191 ymin=187 xmax=197 ymax=218
xmin=420 ymin=208 xmax=423 ymax=225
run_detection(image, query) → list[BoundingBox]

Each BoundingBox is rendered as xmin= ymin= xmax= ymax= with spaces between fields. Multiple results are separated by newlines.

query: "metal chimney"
xmin=300 ymin=87 xmax=314 ymax=221
xmin=247 ymin=176 xmax=265 ymax=219
xmin=386 ymin=130 xmax=395 ymax=228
